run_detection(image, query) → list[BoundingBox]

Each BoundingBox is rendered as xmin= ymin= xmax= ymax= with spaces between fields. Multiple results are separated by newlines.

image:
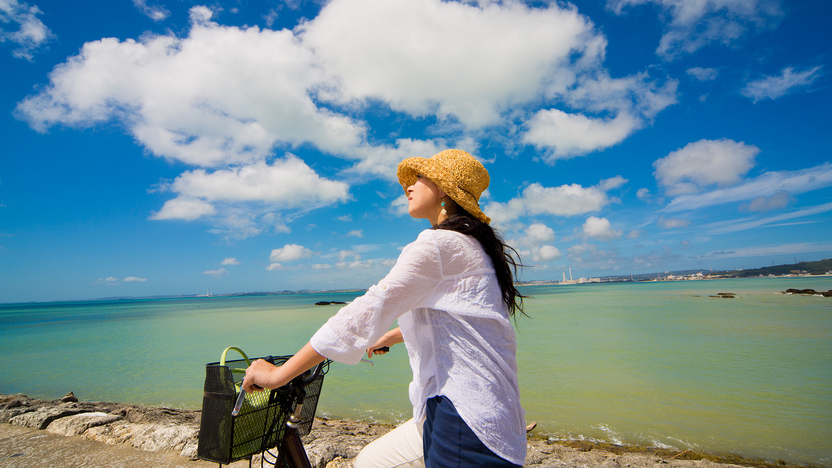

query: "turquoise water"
xmin=1 ymin=278 xmax=830 ymax=466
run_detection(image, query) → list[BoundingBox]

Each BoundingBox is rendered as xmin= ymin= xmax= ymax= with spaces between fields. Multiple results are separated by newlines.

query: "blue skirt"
xmin=422 ymin=396 xmax=522 ymax=468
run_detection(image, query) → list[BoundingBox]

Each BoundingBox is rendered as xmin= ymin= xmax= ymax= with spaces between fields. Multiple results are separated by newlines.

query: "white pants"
xmin=354 ymin=418 xmax=426 ymax=468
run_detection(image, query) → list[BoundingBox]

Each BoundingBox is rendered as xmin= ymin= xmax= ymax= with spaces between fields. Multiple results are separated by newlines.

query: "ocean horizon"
xmin=2 ymin=277 xmax=830 ymax=467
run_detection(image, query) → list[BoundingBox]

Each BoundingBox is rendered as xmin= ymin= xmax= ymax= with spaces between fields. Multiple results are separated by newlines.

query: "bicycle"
xmin=197 ymin=351 xmax=331 ymax=468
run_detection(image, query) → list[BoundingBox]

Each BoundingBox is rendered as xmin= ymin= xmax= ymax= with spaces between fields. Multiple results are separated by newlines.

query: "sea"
xmin=1 ymin=277 xmax=830 ymax=466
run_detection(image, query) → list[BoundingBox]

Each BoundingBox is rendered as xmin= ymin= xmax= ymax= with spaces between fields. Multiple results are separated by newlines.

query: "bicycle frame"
xmin=262 ymin=360 xmax=329 ymax=468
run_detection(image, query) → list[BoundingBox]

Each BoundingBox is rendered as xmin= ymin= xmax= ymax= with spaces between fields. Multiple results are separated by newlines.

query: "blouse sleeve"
xmin=309 ymin=231 xmax=444 ymax=364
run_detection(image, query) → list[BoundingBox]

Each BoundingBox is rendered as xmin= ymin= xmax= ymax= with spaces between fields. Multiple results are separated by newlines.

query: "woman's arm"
xmin=242 ymin=342 xmax=326 ymax=392
xmin=366 ymin=327 xmax=404 ymax=359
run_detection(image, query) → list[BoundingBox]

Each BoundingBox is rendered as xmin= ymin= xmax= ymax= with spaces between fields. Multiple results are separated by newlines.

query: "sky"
xmin=1 ymin=0 xmax=831 ymax=303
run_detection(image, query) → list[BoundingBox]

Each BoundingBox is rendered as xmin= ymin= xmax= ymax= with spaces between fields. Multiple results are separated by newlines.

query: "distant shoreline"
xmin=4 ymin=272 xmax=832 ymax=305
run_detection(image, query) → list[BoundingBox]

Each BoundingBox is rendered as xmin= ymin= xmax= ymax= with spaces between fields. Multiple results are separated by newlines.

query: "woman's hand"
xmin=366 ymin=327 xmax=405 ymax=359
xmin=242 ymin=358 xmax=278 ymax=392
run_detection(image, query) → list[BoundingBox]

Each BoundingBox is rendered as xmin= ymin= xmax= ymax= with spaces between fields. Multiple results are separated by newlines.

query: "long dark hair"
xmin=434 ymin=207 xmax=527 ymax=319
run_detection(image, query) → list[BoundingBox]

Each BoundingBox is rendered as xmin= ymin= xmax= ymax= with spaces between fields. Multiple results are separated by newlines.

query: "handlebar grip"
xmin=301 ymin=361 xmax=325 ymax=384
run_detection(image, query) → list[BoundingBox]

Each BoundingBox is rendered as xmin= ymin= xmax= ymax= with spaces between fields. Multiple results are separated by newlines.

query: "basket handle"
xmin=220 ymin=346 xmax=252 ymax=367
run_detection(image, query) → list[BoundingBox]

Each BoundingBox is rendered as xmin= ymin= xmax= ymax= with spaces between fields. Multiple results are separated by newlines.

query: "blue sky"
xmin=1 ymin=0 xmax=830 ymax=303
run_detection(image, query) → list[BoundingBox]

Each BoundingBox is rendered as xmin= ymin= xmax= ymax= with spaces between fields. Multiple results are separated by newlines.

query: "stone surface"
xmin=45 ymin=411 xmax=122 ymax=436
xmin=8 ymin=403 xmax=82 ymax=430
xmin=0 ymin=393 xmax=810 ymax=468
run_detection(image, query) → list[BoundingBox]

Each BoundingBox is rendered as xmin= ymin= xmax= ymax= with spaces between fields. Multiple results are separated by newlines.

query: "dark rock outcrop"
xmin=781 ymin=288 xmax=832 ymax=297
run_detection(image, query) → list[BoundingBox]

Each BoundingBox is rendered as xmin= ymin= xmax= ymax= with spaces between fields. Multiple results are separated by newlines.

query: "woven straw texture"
xmin=397 ymin=149 xmax=491 ymax=224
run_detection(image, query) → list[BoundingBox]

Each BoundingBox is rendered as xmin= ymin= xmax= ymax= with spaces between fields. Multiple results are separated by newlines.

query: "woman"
xmin=243 ymin=149 xmax=526 ymax=467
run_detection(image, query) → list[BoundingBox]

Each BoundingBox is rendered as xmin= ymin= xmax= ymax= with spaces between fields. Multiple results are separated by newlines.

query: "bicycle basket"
xmin=197 ymin=353 xmax=328 ymax=465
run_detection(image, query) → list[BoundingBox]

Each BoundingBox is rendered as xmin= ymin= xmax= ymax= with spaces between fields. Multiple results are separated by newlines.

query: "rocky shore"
xmin=0 ymin=393 xmax=811 ymax=468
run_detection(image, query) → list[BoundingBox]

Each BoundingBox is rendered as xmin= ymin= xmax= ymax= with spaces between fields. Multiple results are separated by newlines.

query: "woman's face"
xmin=407 ymin=174 xmax=445 ymax=223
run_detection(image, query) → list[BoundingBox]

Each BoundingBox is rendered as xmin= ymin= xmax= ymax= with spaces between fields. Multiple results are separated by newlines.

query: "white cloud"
xmin=523 ymin=109 xmax=639 ymax=159
xmin=519 ymin=223 xmax=556 ymax=246
xmin=123 ymin=276 xmax=148 ymax=282
xmin=654 ymin=138 xmax=759 ymax=196
xmin=687 ymin=67 xmax=718 ymax=81
xmin=203 ymin=268 xmax=228 ymax=277
xmin=346 ymin=230 xmax=364 ymax=238
xmin=658 ymin=216 xmax=691 ymax=229
xmin=270 ymin=244 xmax=313 ymax=263
xmin=0 ymin=0 xmax=54 ymax=60
xmin=486 ymin=177 xmax=625 ymax=224
xmin=150 ymin=155 xmax=350 ymax=233
xmin=700 ymin=202 xmax=832 ymax=235
xmin=608 ymin=0 xmax=783 ymax=59
xmin=636 ymin=188 xmax=651 ymax=200
xmin=739 ymin=190 xmax=795 ymax=212
xmin=524 ymin=74 xmax=678 ymax=161
xmin=132 ymin=0 xmax=170 ymax=21
xmin=92 ymin=277 xmax=119 ymax=285
xmin=741 ymin=66 xmax=822 ymax=103
xmin=582 ymin=216 xmax=622 ymax=240
xmin=15 ymin=8 xmax=367 ymax=167
xmin=150 ymin=197 xmax=216 ymax=221
xmin=390 ymin=196 xmax=409 ymax=217
xmin=301 ymin=0 xmax=600 ymax=129
xmin=165 ymin=156 xmax=350 ymax=207
xmin=532 ymin=245 xmax=562 ymax=262
xmin=220 ymin=258 xmax=240 ymax=265
xmin=662 ymin=162 xmax=832 ymax=212
xmin=511 ymin=223 xmax=563 ymax=262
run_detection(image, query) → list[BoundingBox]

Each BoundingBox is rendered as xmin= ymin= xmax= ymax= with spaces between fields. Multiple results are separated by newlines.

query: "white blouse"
xmin=309 ymin=229 xmax=526 ymax=465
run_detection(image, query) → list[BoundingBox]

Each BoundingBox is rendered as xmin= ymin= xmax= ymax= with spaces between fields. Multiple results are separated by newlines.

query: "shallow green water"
xmin=2 ymin=278 xmax=830 ymax=466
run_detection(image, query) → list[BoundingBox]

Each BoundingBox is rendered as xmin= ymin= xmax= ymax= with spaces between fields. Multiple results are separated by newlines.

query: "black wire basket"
xmin=197 ymin=354 xmax=328 ymax=465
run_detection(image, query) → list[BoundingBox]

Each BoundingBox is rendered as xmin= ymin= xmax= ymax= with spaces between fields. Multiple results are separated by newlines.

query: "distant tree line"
xmin=720 ymin=258 xmax=832 ymax=278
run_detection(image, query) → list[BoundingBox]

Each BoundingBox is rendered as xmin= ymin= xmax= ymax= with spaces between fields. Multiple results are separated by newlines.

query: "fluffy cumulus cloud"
xmin=0 ymin=0 xmax=54 ymax=60
xmin=220 ymin=257 xmax=240 ymax=265
xmin=149 ymin=155 xmax=350 ymax=236
xmin=511 ymin=223 xmax=561 ymax=263
xmin=159 ymin=156 xmax=349 ymax=210
xmin=13 ymin=0 xmax=685 ymax=239
xmin=582 ymin=216 xmax=622 ymax=240
xmin=523 ymin=73 xmax=678 ymax=161
xmin=268 ymin=244 xmax=314 ymax=270
xmin=14 ymin=0 xmax=679 ymax=173
xmin=16 ymin=7 xmax=366 ymax=167
xmin=486 ymin=176 xmax=626 ymax=224
xmin=653 ymin=138 xmax=759 ymax=196
xmin=608 ymin=0 xmax=783 ymax=59
xmin=741 ymin=66 xmax=822 ymax=103
xmin=301 ymin=0 xmax=597 ymax=129
xmin=150 ymin=197 xmax=216 ymax=221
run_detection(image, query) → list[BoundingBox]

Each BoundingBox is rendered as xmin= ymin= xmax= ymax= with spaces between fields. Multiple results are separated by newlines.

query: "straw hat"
xmin=397 ymin=149 xmax=491 ymax=225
